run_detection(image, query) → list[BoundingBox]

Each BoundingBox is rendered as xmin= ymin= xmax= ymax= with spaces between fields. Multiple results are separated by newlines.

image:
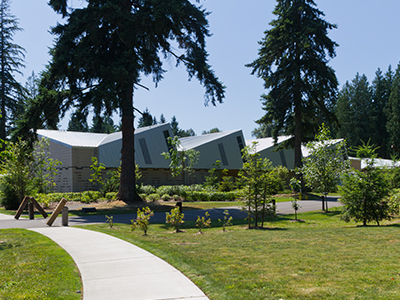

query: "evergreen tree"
xmin=137 ymin=108 xmax=156 ymax=128
xmin=170 ymin=116 xmax=180 ymax=136
xmin=371 ymin=67 xmax=392 ymax=158
xmin=90 ymin=114 xmax=116 ymax=133
xmin=335 ymin=74 xmax=373 ymax=151
xmin=202 ymin=127 xmax=221 ymax=135
xmin=247 ymin=0 xmax=338 ymax=168
xmin=159 ymin=114 xmax=166 ymax=124
xmin=386 ymin=63 xmax=400 ymax=152
xmin=67 ymin=109 xmax=89 ymax=132
xmin=21 ymin=0 xmax=224 ymax=202
xmin=251 ymin=123 xmax=273 ymax=138
xmin=0 ymin=0 xmax=25 ymax=140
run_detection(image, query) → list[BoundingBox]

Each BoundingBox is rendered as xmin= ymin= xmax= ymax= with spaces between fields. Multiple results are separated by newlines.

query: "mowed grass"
xmin=0 ymin=228 xmax=82 ymax=299
xmin=80 ymin=208 xmax=400 ymax=300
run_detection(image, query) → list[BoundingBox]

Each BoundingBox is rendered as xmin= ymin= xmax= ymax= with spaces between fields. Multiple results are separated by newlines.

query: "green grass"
xmin=79 ymin=208 xmax=400 ymax=300
xmin=0 ymin=228 xmax=82 ymax=299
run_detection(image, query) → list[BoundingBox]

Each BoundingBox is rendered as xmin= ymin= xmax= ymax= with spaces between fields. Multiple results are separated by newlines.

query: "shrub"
xmin=0 ymin=175 xmax=20 ymax=210
xmin=166 ymin=207 xmax=184 ymax=233
xmin=131 ymin=207 xmax=154 ymax=235
xmin=105 ymin=192 xmax=117 ymax=201
xmin=161 ymin=194 xmax=170 ymax=201
xmin=146 ymin=193 xmax=160 ymax=202
xmin=138 ymin=185 xmax=156 ymax=195
xmin=196 ymin=211 xmax=211 ymax=233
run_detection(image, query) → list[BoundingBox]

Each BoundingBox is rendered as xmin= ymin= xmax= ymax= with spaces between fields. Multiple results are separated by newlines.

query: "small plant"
xmin=166 ymin=207 xmax=184 ymax=233
xmin=196 ymin=211 xmax=211 ymax=234
xmin=172 ymin=194 xmax=180 ymax=201
xmin=147 ymin=193 xmax=160 ymax=202
xmin=161 ymin=193 xmax=170 ymax=201
xmin=290 ymin=177 xmax=301 ymax=220
xmin=105 ymin=215 xmax=114 ymax=228
xmin=131 ymin=207 xmax=154 ymax=235
xmin=218 ymin=209 xmax=233 ymax=232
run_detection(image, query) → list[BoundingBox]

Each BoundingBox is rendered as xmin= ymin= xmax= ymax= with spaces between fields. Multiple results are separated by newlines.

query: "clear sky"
xmin=10 ymin=0 xmax=400 ymax=140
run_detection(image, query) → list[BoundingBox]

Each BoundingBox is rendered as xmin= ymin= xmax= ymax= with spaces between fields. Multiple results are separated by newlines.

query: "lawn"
xmin=0 ymin=228 xmax=82 ymax=299
xmin=80 ymin=208 xmax=400 ymax=300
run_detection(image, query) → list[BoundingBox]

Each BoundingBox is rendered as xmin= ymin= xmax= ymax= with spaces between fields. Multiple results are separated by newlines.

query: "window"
xmin=139 ymin=138 xmax=152 ymax=165
xmin=218 ymin=143 xmax=229 ymax=166
xmin=163 ymin=130 xmax=173 ymax=151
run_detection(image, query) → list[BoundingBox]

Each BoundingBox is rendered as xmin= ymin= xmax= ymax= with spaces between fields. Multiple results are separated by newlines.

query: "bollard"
xmin=28 ymin=203 xmax=34 ymax=220
xmin=176 ymin=201 xmax=183 ymax=214
xmin=62 ymin=206 xmax=69 ymax=226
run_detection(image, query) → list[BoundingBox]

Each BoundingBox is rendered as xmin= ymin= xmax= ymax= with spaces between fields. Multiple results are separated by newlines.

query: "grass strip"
xmin=80 ymin=208 xmax=400 ymax=300
xmin=0 ymin=228 xmax=82 ymax=299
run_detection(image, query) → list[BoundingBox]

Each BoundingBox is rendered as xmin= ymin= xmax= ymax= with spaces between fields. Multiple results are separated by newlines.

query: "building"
xmin=37 ymin=123 xmax=173 ymax=192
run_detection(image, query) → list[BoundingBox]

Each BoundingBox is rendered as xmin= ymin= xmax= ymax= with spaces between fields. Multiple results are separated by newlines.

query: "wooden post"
xmin=28 ymin=203 xmax=34 ymax=220
xmin=29 ymin=197 xmax=48 ymax=219
xmin=14 ymin=196 xmax=30 ymax=220
xmin=62 ymin=206 xmax=68 ymax=226
xmin=47 ymin=198 xmax=67 ymax=227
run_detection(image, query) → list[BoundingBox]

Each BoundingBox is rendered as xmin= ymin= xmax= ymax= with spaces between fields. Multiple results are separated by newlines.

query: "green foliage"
xmin=247 ymin=0 xmax=338 ymax=168
xmin=195 ymin=211 xmax=211 ymax=234
xmin=387 ymin=189 xmax=400 ymax=216
xmin=161 ymin=136 xmax=199 ymax=179
xmin=290 ymin=177 xmax=302 ymax=220
xmin=0 ymin=0 xmax=26 ymax=141
xmin=301 ymin=124 xmax=349 ymax=211
xmin=239 ymin=142 xmax=281 ymax=228
xmin=89 ymin=157 xmax=106 ymax=188
xmin=131 ymin=207 xmax=154 ymax=235
xmin=137 ymin=184 xmax=156 ymax=196
xmin=218 ymin=210 xmax=233 ymax=232
xmin=165 ymin=207 xmax=184 ymax=233
xmin=137 ymin=108 xmax=157 ymax=128
xmin=146 ymin=193 xmax=160 ymax=202
xmin=161 ymin=194 xmax=170 ymax=201
xmin=204 ymin=160 xmax=225 ymax=188
xmin=340 ymin=143 xmax=391 ymax=226
xmin=105 ymin=192 xmax=117 ymax=201
xmin=32 ymin=137 xmax=62 ymax=194
xmin=105 ymin=215 xmax=113 ymax=228
xmin=41 ymin=0 xmax=225 ymax=202
xmin=0 ymin=139 xmax=33 ymax=209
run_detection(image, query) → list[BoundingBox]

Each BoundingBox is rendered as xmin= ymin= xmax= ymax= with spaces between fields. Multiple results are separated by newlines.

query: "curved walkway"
xmin=30 ymin=227 xmax=208 ymax=300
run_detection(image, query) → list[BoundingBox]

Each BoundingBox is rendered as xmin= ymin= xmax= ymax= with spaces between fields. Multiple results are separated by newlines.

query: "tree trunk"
xmin=118 ymin=80 xmax=142 ymax=203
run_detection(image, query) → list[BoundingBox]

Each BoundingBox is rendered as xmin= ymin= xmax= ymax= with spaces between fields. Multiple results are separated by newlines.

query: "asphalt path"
xmin=0 ymin=197 xmax=342 ymax=229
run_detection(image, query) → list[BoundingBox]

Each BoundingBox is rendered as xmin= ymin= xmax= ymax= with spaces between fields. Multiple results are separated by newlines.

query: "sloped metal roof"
xmin=179 ymin=130 xmax=242 ymax=150
xmin=37 ymin=129 xmax=108 ymax=148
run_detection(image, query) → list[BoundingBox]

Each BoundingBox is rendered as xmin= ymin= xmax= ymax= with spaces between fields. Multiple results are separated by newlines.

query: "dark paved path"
xmin=0 ymin=197 xmax=342 ymax=229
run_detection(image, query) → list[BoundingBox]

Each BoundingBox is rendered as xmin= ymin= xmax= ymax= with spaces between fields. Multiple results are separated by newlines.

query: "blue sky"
xmin=11 ymin=1 xmax=400 ymax=139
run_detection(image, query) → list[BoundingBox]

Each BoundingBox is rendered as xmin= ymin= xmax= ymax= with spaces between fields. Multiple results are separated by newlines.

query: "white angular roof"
xmin=37 ymin=129 xmax=108 ymax=148
xmin=179 ymin=130 xmax=242 ymax=150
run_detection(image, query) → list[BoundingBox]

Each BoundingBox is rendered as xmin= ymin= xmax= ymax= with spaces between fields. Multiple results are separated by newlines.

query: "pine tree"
xmin=386 ymin=63 xmax=400 ymax=151
xmin=371 ymin=67 xmax=392 ymax=158
xmin=0 ymin=0 xmax=25 ymax=140
xmin=67 ymin=109 xmax=89 ymax=132
xmin=137 ymin=108 xmax=156 ymax=128
xmin=247 ymin=0 xmax=338 ymax=168
xmin=335 ymin=74 xmax=373 ymax=151
xmin=34 ymin=0 xmax=224 ymax=202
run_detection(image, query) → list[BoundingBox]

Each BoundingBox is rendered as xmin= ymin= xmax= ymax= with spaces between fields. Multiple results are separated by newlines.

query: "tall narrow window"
xmin=163 ymin=130 xmax=173 ymax=151
xmin=218 ymin=143 xmax=229 ymax=166
xmin=139 ymin=138 xmax=152 ymax=165
xmin=237 ymin=136 xmax=245 ymax=161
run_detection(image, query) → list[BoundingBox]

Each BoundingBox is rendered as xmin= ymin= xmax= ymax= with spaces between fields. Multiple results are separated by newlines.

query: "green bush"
xmin=137 ymin=185 xmax=156 ymax=195
xmin=161 ymin=194 xmax=170 ymax=201
xmin=105 ymin=192 xmax=118 ymax=200
xmin=147 ymin=193 xmax=160 ymax=202
xmin=0 ymin=175 xmax=20 ymax=210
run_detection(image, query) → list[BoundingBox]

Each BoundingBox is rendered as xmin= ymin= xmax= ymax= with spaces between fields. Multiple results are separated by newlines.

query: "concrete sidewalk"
xmin=30 ymin=227 xmax=209 ymax=300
